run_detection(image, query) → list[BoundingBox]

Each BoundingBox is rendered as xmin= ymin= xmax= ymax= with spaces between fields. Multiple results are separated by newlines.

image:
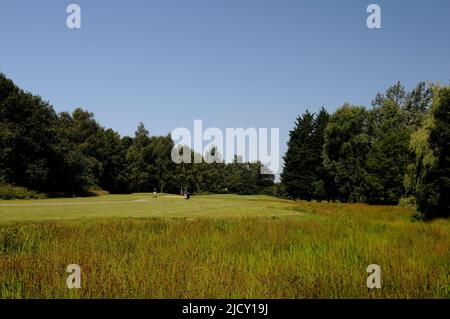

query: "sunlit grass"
xmin=0 ymin=195 xmax=449 ymax=298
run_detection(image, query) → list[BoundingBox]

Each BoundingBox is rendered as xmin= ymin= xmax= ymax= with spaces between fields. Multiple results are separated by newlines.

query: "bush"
xmin=0 ymin=184 xmax=46 ymax=200
xmin=399 ymin=196 xmax=425 ymax=221
xmin=399 ymin=196 xmax=417 ymax=209
xmin=87 ymin=187 xmax=109 ymax=197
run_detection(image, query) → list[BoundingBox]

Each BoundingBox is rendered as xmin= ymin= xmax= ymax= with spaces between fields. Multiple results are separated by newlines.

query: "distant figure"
xmin=185 ymin=191 xmax=190 ymax=200
xmin=153 ymin=188 xmax=157 ymax=198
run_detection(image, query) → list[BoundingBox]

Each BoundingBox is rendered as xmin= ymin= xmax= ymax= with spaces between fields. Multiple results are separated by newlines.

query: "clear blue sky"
xmin=1 ymin=0 xmax=450 ymax=174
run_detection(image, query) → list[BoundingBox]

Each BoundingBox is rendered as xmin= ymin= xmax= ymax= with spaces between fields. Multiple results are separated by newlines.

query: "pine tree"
xmin=281 ymin=111 xmax=316 ymax=200
xmin=125 ymin=123 xmax=152 ymax=192
xmin=310 ymin=107 xmax=330 ymax=201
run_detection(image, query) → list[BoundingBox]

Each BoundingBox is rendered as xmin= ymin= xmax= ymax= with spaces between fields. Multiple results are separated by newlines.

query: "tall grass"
xmin=0 ymin=200 xmax=448 ymax=298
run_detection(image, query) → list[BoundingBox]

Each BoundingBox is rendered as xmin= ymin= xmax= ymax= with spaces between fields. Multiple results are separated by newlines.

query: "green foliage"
xmin=323 ymin=104 xmax=371 ymax=202
xmin=398 ymin=196 xmax=425 ymax=221
xmin=0 ymin=74 xmax=273 ymax=198
xmin=281 ymin=108 xmax=329 ymax=201
xmin=281 ymin=81 xmax=440 ymax=211
xmin=0 ymin=184 xmax=45 ymax=200
xmin=0 ymin=76 xmax=59 ymax=191
xmin=2 ymin=71 xmax=448 ymax=215
xmin=282 ymin=111 xmax=315 ymax=200
xmin=398 ymin=196 xmax=417 ymax=210
xmin=404 ymin=115 xmax=436 ymax=195
xmin=365 ymin=101 xmax=411 ymax=204
xmin=414 ymin=87 xmax=450 ymax=219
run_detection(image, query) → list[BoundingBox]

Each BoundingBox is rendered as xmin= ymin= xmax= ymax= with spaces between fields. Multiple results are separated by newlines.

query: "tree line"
xmin=0 ymin=74 xmax=274 ymax=197
xmin=2 ymin=72 xmax=449 ymax=219
xmin=281 ymin=81 xmax=450 ymax=219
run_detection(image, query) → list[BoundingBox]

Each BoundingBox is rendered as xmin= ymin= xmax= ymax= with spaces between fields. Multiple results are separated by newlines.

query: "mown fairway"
xmin=0 ymin=194 xmax=449 ymax=298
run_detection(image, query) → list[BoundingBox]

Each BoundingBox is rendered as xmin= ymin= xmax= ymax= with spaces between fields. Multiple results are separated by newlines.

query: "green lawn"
xmin=0 ymin=194 xmax=304 ymax=222
xmin=0 ymin=194 xmax=449 ymax=298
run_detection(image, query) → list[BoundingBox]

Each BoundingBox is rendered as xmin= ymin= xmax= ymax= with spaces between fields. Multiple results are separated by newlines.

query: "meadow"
xmin=0 ymin=194 xmax=449 ymax=299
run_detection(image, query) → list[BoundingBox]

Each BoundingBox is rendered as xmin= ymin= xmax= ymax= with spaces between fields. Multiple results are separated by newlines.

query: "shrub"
xmin=399 ymin=196 xmax=426 ymax=221
xmin=87 ymin=187 xmax=109 ymax=197
xmin=0 ymin=184 xmax=46 ymax=200
xmin=399 ymin=196 xmax=417 ymax=209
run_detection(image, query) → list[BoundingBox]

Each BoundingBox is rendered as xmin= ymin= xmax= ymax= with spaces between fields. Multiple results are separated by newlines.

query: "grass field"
xmin=0 ymin=194 xmax=449 ymax=299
